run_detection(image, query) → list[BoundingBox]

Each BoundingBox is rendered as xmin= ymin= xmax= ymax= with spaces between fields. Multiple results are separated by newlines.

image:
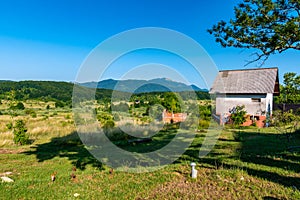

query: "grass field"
xmin=0 ymin=100 xmax=300 ymax=199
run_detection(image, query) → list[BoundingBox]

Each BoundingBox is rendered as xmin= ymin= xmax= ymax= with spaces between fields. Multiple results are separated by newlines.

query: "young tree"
xmin=272 ymin=110 xmax=299 ymax=142
xmin=13 ymin=120 xmax=30 ymax=145
xmin=208 ymin=0 xmax=300 ymax=65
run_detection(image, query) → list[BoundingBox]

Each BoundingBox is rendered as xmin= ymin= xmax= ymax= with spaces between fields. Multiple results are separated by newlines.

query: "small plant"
xmin=6 ymin=122 xmax=13 ymax=130
xmin=13 ymin=120 xmax=30 ymax=145
xmin=65 ymin=114 xmax=71 ymax=119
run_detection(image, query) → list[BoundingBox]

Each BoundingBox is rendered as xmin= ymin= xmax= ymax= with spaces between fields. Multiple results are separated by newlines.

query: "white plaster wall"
xmin=265 ymin=93 xmax=273 ymax=115
xmin=216 ymin=94 xmax=270 ymax=116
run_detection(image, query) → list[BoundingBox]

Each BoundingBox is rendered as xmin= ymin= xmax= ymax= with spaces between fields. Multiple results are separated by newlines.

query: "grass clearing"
xmin=0 ymin=100 xmax=300 ymax=199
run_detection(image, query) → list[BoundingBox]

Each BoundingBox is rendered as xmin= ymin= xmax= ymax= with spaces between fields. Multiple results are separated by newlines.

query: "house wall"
xmin=266 ymin=93 xmax=273 ymax=115
xmin=216 ymin=94 xmax=269 ymax=116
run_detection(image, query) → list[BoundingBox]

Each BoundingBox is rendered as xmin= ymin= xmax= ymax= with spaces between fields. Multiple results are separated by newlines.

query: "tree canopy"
xmin=208 ymin=0 xmax=300 ymax=65
xmin=276 ymin=72 xmax=300 ymax=103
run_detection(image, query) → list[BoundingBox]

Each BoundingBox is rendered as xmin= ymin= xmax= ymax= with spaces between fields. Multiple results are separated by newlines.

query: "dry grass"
xmin=0 ymin=100 xmax=75 ymax=147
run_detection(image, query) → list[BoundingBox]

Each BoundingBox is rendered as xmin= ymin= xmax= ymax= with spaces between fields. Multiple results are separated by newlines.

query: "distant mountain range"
xmin=79 ymin=78 xmax=208 ymax=93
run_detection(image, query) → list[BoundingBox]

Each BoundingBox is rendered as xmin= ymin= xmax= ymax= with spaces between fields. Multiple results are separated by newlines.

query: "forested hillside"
xmin=0 ymin=80 xmax=210 ymax=103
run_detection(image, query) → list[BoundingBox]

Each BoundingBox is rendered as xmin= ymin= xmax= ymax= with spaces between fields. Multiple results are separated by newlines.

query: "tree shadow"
xmin=23 ymin=131 xmax=104 ymax=170
xmin=181 ymin=129 xmax=300 ymax=189
xmin=200 ymin=156 xmax=300 ymax=188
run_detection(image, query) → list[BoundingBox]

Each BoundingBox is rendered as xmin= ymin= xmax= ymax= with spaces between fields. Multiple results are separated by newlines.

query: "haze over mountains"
xmin=79 ymin=78 xmax=208 ymax=93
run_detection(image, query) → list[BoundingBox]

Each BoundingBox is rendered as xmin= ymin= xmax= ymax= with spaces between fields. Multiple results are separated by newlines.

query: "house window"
xmin=251 ymin=98 xmax=261 ymax=102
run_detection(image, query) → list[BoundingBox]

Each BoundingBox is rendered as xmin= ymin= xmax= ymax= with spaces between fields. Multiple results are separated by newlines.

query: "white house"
xmin=209 ymin=67 xmax=280 ymax=127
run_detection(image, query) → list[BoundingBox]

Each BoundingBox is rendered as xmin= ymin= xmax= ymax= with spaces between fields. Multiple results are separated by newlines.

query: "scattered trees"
xmin=275 ymin=72 xmax=300 ymax=103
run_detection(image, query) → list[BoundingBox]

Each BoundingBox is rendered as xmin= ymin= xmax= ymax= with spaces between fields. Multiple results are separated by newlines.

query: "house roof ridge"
xmin=219 ymin=67 xmax=278 ymax=72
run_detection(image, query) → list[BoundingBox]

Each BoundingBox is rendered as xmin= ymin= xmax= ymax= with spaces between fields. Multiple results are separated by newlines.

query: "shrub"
xmin=25 ymin=109 xmax=37 ymax=118
xmin=65 ymin=114 xmax=71 ymax=119
xmin=55 ymin=101 xmax=65 ymax=108
xmin=10 ymin=102 xmax=25 ymax=110
xmin=6 ymin=122 xmax=13 ymax=130
xmin=198 ymin=119 xmax=210 ymax=130
xmin=229 ymin=105 xmax=247 ymax=127
xmin=13 ymin=120 xmax=30 ymax=145
xmin=103 ymin=120 xmax=115 ymax=129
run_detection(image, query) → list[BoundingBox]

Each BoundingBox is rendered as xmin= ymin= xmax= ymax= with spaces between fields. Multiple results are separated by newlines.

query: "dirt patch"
xmin=0 ymin=149 xmax=24 ymax=154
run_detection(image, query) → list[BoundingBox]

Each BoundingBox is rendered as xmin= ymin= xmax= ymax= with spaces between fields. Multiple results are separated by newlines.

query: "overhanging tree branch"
xmin=208 ymin=0 xmax=300 ymax=66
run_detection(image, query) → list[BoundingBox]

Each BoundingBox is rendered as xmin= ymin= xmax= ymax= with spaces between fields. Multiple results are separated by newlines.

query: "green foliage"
xmin=10 ymin=102 xmax=25 ymax=110
xmin=103 ymin=119 xmax=115 ymax=129
xmin=229 ymin=105 xmax=247 ymax=127
xmin=208 ymin=0 xmax=300 ymax=64
xmin=97 ymin=112 xmax=114 ymax=127
xmin=198 ymin=119 xmax=210 ymax=130
xmin=55 ymin=101 xmax=65 ymax=108
xmin=161 ymin=92 xmax=183 ymax=113
xmin=272 ymin=109 xmax=299 ymax=136
xmin=25 ymin=109 xmax=37 ymax=118
xmin=6 ymin=122 xmax=13 ymax=130
xmin=199 ymin=105 xmax=212 ymax=121
xmin=13 ymin=120 xmax=30 ymax=145
xmin=275 ymin=72 xmax=300 ymax=103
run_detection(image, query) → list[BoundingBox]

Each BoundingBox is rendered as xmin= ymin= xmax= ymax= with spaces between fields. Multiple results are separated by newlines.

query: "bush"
xmin=10 ymin=102 xmax=25 ymax=110
xmin=55 ymin=101 xmax=65 ymax=108
xmin=6 ymin=122 xmax=13 ymax=130
xmin=229 ymin=105 xmax=247 ymax=127
xmin=13 ymin=120 xmax=30 ymax=145
xmin=198 ymin=119 xmax=210 ymax=130
xmin=25 ymin=109 xmax=37 ymax=118
xmin=103 ymin=120 xmax=115 ymax=129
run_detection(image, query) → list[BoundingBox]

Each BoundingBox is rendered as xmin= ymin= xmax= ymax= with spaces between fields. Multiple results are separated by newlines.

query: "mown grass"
xmin=1 ymin=100 xmax=300 ymax=199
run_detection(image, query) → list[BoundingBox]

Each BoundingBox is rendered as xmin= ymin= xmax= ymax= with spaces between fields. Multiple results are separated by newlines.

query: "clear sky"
xmin=0 ymin=0 xmax=299 ymax=88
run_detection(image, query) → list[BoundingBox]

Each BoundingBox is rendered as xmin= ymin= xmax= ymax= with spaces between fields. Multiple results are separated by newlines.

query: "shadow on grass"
xmin=179 ymin=129 xmax=300 ymax=189
xmin=200 ymin=157 xmax=300 ymax=188
xmin=23 ymin=131 xmax=104 ymax=170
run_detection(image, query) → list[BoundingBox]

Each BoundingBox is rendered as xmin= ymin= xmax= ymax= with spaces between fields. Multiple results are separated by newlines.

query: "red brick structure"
xmin=162 ymin=110 xmax=187 ymax=123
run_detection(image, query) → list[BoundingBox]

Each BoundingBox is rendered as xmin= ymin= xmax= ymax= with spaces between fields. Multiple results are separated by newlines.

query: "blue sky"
xmin=0 ymin=0 xmax=299 ymax=88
